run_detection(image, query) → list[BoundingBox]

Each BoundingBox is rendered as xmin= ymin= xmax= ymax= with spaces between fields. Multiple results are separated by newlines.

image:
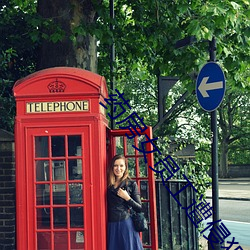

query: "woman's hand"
xmin=117 ymin=188 xmax=131 ymax=201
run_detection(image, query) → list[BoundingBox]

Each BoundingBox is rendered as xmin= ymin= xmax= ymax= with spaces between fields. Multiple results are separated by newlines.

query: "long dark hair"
xmin=107 ymin=155 xmax=130 ymax=187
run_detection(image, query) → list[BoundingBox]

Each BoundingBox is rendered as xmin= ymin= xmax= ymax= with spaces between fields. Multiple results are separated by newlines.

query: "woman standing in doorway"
xmin=107 ymin=154 xmax=144 ymax=250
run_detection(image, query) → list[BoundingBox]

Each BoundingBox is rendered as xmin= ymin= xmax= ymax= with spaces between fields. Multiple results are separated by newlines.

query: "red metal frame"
xmin=13 ymin=67 xmax=159 ymax=250
xmin=14 ymin=67 xmax=109 ymax=250
xmin=26 ymin=127 xmax=91 ymax=250
xmin=108 ymin=127 xmax=158 ymax=250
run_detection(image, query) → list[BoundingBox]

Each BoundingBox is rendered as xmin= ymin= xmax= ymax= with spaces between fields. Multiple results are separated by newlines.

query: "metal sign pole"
xmin=196 ymin=36 xmax=225 ymax=249
xmin=208 ymin=37 xmax=221 ymax=250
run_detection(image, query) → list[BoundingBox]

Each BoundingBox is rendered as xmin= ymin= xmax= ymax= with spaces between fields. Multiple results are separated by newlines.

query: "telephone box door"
xmin=26 ymin=126 xmax=92 ymax=250
xmin=108 ymin=127 xmax=158 ymax=250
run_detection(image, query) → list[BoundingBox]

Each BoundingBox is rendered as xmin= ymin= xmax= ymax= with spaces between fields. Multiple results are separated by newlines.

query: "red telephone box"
xmin=13 ymin=67 xmax=158 ymax=250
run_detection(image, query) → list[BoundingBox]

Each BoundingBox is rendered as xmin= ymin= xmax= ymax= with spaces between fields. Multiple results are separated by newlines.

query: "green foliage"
xmin=219 ymin=89 xmax=250 ymax=166
xmin=0 ymin=0 xmax=38 ymax=131
xmin=183 ymin=159 xmax=212 ymax=197
xmin=96 ymin=0 xmax=249 ymax=179
xmin=98 ymin=0 xmax=249 ymax=91
xmin=156 ymin=137 xmax=211 ymax=198
xmin=0 ymin=78 xmax=15 ymax=132
xmin=0 ymin=1 xmax=37 ymax=78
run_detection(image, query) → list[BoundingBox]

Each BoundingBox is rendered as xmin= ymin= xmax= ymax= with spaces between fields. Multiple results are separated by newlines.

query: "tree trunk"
xmin=219 ymin=140 xmax=229 ymax=178
xmin=37 ymin=0 xmax=99 ymax=72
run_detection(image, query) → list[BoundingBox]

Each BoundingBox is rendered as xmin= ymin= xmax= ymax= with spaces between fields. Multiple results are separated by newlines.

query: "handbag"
xmin=130 ymin=210 xmax=148 ymax=232
xmin=122 ymin=181 xmax=148 ymax=232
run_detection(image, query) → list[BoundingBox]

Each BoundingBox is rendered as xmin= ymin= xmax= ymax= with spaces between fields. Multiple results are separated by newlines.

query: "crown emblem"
xmin=47 ymin=79 xmax=66 ymax=93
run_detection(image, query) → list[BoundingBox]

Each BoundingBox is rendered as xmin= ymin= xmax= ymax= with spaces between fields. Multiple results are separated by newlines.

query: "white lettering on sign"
xmin=26 ymin=100 xmax=89 ymax=113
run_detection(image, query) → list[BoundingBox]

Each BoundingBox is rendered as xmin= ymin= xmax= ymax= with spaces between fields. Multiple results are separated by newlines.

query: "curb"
xmin=206 ymin=196 xmax=250 ymax=201
xmin=218 ymin=179 xmax=250 ymax=182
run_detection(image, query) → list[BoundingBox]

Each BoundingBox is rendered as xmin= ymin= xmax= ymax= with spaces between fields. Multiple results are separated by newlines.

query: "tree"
xmin=2 ymin=0 xmax=249 ymax=88
xmin=1 ymin=0 xmax=249 ymax=179
xmin=103 ymin=0 xmax=250 ymax=179
xmin=174 ymin=86 xmax=250 ymax=178
xmin=100 ymin=0 xmax=249 ymax=89
xmin=218 ymin=89 xmax=250 ymax=177
xmin=37 ymin=0 xmax=101 ymax=71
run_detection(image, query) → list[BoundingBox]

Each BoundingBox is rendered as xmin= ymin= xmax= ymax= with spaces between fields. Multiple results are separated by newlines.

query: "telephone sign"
xmin=26 ymin=100 xmax=89 ymax=113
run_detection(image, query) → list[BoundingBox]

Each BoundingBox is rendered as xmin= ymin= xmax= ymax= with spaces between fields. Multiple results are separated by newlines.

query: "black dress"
xmin=107 ymin=179 xmax=144 ymax=250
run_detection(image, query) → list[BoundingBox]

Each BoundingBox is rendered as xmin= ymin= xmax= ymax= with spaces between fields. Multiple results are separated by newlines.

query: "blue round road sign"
xmin=196 ymin=62 xmax=226 ymax=112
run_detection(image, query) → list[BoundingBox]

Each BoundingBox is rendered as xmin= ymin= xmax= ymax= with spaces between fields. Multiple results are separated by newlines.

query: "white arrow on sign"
xmin=198 ymin=76 xmax=223 ymax=98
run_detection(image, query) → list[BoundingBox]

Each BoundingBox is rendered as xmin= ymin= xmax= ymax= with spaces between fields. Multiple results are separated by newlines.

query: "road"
xmin=205 ymin=180 xmax=250 ymax=249
xmin=213 ymin=199 xmax=250 ymax=223
xmin=206 ymin=199 xmax=250 ymax=247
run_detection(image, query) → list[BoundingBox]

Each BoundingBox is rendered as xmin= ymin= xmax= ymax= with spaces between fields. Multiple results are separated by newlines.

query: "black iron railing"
xmin=155 ymin=179 xmax=199 ymax=250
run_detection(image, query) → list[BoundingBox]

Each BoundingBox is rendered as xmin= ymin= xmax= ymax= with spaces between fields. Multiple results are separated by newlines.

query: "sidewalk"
xmin=199 ymin=237 xmax=250 ymax=250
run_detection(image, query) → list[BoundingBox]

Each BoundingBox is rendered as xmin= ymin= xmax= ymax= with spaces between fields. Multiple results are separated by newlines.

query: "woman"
xmin=107 ymin=154 xmax=144 ymax=250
